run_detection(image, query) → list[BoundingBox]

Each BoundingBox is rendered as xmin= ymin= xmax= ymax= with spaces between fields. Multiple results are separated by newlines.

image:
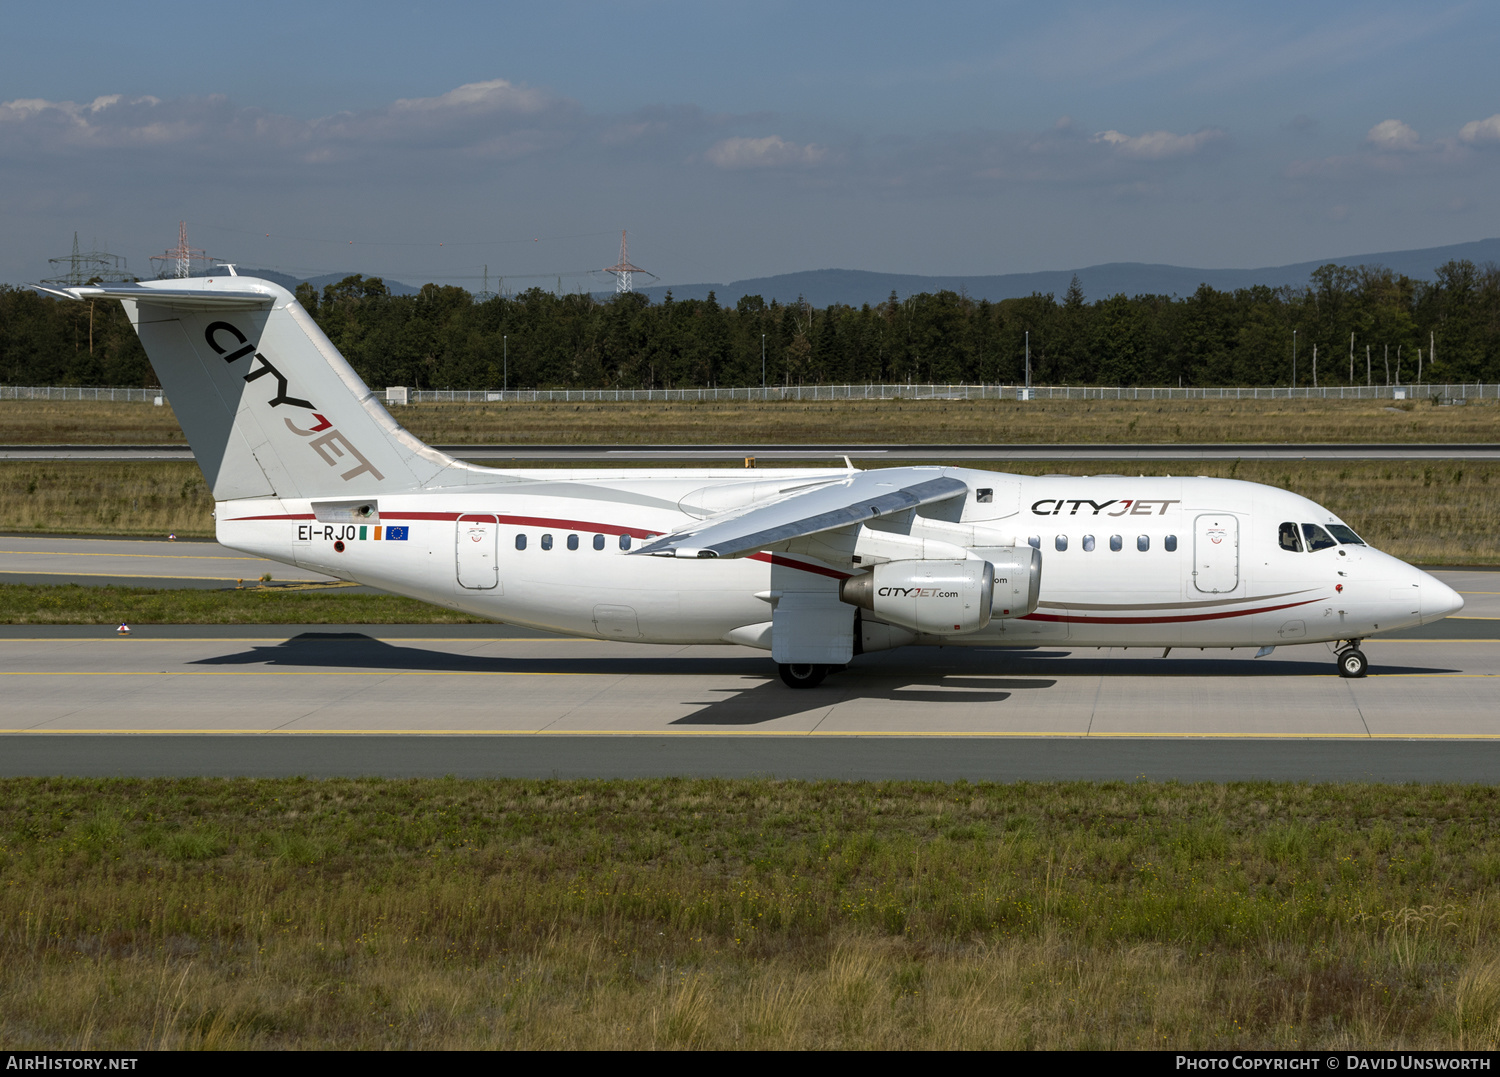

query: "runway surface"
xmin=7 ymin=442 xmax=1500 ymax=462
xmin=3 ymin=536 xmax=1497 ymax=780
xmin=0 ymin=534 xmax=344 ymax=590
xmin=2 ymin=612 xmax=1498 ymax=779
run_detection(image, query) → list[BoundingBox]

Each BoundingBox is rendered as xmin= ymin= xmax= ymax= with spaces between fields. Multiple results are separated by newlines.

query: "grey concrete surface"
xmin=3 ymin=543 xmax=1496 ymax=779
xmin=1 ymin=630 xmax=1494 ymax=740
xmin=7 ymin=735 xmax=1500 ymax=781
xmin=0 ymin=534 xmax=338 ymax=587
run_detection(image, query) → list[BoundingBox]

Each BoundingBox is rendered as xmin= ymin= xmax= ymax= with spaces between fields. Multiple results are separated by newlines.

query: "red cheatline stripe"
xmin=748 ymin=552 xmax=853 ymax=580
xmin=227 ymin=510 xmax=661 ymax=539
xmin=1021 ymin=598 xmax=1320 ymax=626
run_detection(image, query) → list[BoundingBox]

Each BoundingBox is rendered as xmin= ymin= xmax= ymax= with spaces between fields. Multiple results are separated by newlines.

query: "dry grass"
xmin=4 ymin=459 xmax=1494 ymax=563
xmin=0 ymin=461 xmax=214 ymax=537
xmin=3 ymin=396 xmax=1499 ymax=446
xmin=4 ymin=778 xmax=1500 ymax=1049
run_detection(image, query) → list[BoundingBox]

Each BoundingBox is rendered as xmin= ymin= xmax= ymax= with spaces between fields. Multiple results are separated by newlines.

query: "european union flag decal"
xmin=385 ymin=525 xmax=410 ymax=541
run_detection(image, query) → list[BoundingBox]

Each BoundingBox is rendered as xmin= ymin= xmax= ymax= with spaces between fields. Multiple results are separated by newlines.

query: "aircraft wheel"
xmin=1337 ymin=648 xmax=1368 ymax=679
xmin=778 ymin=663 xmax=828 ymax=689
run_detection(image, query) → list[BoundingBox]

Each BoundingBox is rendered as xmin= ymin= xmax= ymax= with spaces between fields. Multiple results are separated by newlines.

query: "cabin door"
xmin=456 ymin=514 xmax=501 ymax=590
xmin=1192 ymin=514 xmax=1239 ymax=594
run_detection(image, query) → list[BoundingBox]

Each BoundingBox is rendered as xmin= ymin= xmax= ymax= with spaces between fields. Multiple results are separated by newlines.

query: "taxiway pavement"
xmin=0 ymin=534 xmax=343 ymax=590
xmin=3 ymin=538 xmax=1496 ymax=779
xmin=1 ymin=609 xmax=1498 ymax=779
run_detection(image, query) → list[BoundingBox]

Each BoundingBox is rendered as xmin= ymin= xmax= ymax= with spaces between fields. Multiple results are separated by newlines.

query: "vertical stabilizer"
xmin=47 ymin=276 xmax=471 ymax=500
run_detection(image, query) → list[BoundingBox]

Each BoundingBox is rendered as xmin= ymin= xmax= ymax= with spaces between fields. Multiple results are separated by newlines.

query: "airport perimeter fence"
xmin=4 ymin=383 xmax=1497 ymax=406
xmin=1 ymin=386 xmax=167 ymax=403
xmin=390 ymin=382 xmax=1499 ymax=404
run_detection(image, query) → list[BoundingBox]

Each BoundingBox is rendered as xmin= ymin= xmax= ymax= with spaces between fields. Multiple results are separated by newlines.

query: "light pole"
xmin=761 ymin=334 xmax=766 ymax=394
xmin=1025 ymin=330 xmax=1030 ymax=389
xmin=503 ymin=335 xmax=508 ymax=394
xmin=1292 ymin=329 xmax=1297 ymax=390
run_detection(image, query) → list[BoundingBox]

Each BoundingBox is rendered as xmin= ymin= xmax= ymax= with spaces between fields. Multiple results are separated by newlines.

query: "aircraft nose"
xmin=1420 ymin=574 xmax=1465 ymax=624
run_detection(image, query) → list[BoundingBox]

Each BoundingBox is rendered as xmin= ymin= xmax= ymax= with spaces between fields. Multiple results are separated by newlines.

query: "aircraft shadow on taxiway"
xmin=188 ymin=633 xmax=1458 ymax=727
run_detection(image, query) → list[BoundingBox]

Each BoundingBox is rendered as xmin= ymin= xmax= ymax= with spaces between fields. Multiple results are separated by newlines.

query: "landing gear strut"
xmin=1336 ymin=642 xmax=1368 ymax=679
xmin=778 ymin=663 xmax=829 ymax=689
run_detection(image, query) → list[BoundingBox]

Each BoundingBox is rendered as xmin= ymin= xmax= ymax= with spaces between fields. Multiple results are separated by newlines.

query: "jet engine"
xmin=982 ymin=545 xmax=1043 ymax=619
xmin=839 ymin=559 xmax=994 ymax=635
xmin=839 ymin=547 xmax=1043 ymax=637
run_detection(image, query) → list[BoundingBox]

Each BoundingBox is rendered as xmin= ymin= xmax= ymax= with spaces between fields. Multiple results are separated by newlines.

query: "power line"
xmin=194 ymin=223 xmax=619 ymax=249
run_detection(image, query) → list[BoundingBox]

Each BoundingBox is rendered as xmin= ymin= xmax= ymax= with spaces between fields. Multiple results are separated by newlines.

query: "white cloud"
xmin=1366 ymin=119 xmax=1421 ymax=152
xmin=388 ymin=80 xmax=549 ymax=116
xmin=0 ymin=93 xmax=180 ymax=147
xmin=1090 ymin=127 xmax=1224 ymax=159
xmin=0 ymin=80 xmax=576 ymax=162
xmin=1459 ymin=114 xmax=1500 ymax=145
xmin=705 ymin=135 xmax=827 ymax=170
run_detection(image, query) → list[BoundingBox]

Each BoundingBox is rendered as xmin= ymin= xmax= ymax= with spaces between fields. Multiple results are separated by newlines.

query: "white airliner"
xmin=36 ymin=275 xmax=1463 ymax=686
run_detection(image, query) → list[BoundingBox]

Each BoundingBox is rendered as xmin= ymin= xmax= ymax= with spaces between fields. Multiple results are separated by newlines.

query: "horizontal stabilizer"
xmin=38 ymin=281 xmax=275 ymax=309
xmin=631 ymin=468 xmax=969 ymax=558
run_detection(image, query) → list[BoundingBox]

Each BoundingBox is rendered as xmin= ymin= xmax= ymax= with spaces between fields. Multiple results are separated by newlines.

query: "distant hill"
xmin=186 ymin=238 xmax=1500 ymax=308
xmin=621 ymin=237 xmax=1500 ymax=307
xmin=229 ymin=269 xmax=421 ymax=297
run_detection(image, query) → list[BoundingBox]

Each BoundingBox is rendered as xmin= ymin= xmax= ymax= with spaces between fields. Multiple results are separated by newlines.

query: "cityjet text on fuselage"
xmin=1030 ymin=498 xmax=1181 ymax=517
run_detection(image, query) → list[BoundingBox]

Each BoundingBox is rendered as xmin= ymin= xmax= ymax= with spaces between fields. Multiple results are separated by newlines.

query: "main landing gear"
xmin=1336 ymin=641 xmax=1368 ymax=679
xmin=778 ymin=663 xmax=831 ymax=689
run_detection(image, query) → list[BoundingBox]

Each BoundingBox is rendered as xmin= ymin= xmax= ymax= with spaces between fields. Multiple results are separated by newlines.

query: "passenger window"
xmin=1109 ymin=535 xmax=1122 ymax=552
xmin=541 ymin=533 xmax=553 ymax=551
xmin=619 ymin=534 xmax=632 ymax=551
xmin=1082 ymin=535 xmax=1095 ymax=552
xmin=1055 ymin=535 xmax=1068 ymax=552
xmin=976 ymin=488 xmax=993 ymax=503
xmin=515 ymin=534 xmax=527 ymax=551
xmin=1278 ymin=522 xmax=1303 ymax=552
xmin=1028 ymin=535 xmax=1040 ymax=549
xmin=1302 ymin=523 xmax=1337 ymax=552
xmin=567 ymin=534 xmax=579 ymax=551
xmin=1137 ymin=535 xmax=1150 ymax=552
xmin=1165 ymin=535 xmax=1177 ymax=552
xmin=593 ymin=534 xmax=605 ymax=550
xmin=1326 ymin=524 xmax=1366 ymax=546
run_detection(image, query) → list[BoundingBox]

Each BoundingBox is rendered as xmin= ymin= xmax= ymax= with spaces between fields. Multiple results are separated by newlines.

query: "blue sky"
xmin=3 ymin=1 xmax=1499 ymax=289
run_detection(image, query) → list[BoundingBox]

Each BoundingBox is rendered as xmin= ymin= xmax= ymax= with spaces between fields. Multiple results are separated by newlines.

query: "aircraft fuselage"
xmin=217 ymin=467 xmax=1460 ymax=653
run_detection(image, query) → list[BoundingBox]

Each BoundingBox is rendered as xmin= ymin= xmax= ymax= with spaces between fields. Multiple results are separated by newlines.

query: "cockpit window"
xmin=1302 ymin=523 xmax=1337 ymax=552
xmin=1326 ymin=524 xmax=1366 ymax=546
xmin=1278 ymin=522 xmax=1303 ymax=552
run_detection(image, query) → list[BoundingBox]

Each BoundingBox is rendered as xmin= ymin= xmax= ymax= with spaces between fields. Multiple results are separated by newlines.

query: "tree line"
xmin=3 ymin=259 xmax=1499 ymax=390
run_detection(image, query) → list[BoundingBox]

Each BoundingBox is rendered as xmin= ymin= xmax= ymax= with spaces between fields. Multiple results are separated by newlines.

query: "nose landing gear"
xmin=1336 ymin=642 xmax=1368 ymax=679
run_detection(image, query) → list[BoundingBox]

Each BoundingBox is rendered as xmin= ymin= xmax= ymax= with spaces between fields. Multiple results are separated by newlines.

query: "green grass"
xmin=3 ymin=778 xmax=1500 ymax=1049
xmin=0 ymin=584 xmax=487 ymax=625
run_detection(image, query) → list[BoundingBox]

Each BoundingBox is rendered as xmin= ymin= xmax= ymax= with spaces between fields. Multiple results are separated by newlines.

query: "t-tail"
xmin=33 ymin=275 xmax=478 ymax=500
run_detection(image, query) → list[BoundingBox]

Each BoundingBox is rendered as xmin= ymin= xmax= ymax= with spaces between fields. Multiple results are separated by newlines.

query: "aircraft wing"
xmin=32 ymin=282 xmax=275 ymax=309
xmin=632 ymin=467 xmax=969 ymax=558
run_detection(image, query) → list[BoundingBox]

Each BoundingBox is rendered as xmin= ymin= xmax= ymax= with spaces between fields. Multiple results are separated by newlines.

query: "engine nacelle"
xmin=839 ymin=559 xmax=993 ymax=636
xmin=979 ymin=545 xmax=1043 ymax=619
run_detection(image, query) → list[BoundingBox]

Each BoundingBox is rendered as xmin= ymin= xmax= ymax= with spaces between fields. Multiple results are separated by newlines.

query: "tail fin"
xmin=51 ymin=276 xmax=472 ymax=501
